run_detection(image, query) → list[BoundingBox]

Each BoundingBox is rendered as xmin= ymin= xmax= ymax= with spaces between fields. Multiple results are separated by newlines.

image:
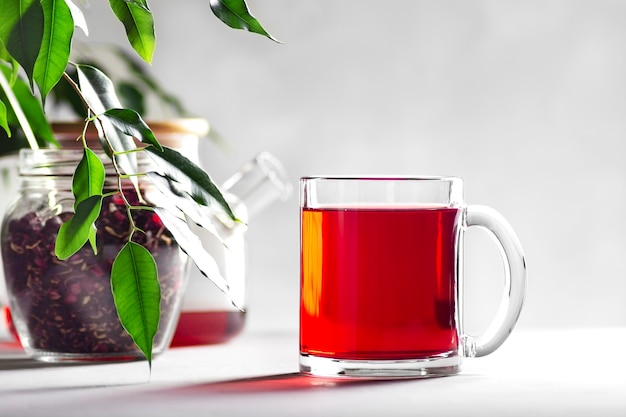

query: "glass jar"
xmin=0 ymin=147 xmax=189 ymax=362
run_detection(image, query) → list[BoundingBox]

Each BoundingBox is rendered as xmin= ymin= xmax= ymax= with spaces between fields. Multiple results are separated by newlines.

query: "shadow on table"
xmin=0 ymin=355 xmax=115 ymax=371
xmin=156 ymin=372 xmax=431 ymax=396
xmin=0 ymin=342 xmax=43 ymax=370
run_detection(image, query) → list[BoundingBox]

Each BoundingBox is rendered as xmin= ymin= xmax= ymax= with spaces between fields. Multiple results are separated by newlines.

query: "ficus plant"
xmin=0 ymin=0 xmax=278 ymax=366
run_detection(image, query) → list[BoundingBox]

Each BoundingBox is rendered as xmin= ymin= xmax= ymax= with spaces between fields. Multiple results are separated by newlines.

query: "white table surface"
xmin=1 ymin=327 xmax=625 ymax=417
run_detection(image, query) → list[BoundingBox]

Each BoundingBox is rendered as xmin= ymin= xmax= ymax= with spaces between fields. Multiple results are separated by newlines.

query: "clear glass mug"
xmin=299 ymin=177 xmax=526 ymax=378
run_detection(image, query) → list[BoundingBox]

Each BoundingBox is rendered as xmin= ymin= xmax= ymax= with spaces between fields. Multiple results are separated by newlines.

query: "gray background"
xmin=78 ymin=0 xmax=625 ymax=335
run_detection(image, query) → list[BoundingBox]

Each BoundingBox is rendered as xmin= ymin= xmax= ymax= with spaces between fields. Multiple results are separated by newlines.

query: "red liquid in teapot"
xmin=170 ymin=311 xmax=245 ymax=347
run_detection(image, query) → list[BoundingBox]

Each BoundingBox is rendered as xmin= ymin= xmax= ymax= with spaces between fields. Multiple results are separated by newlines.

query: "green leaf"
xmin=64 ymin=0 xmax=88 ymax=36
xmin=0 ymin=39 xmax=13 ymax=64
xmin=108 ymin=0 xmax=155 ymax=63
xmin=49 ymin=66 xmax=86 ymax=117
xmin=55 ymin=194 xmax=103 ymax=260
xmin=209 ymin=0 xmax=279 ymax=43
xmin=8 ymin=60 xmax=20 ymax=87
xmin=0 ymin=0 xmax=45 ymax=87
xmin=111 ymin=241 xmax=160 ymax=364
xmin=111 ymin=47 xmax=189 ymax=116
xmin=0 ymin=99 xmax=9 ymax=137
xmin=101 ymin=108 xmax=162 ymax=151
xmin=0 ymin=64 xmax=57 ymax=147
xmin=110 ymin=47 xmax=189 ymax=116
xmin=117 ymin=81 xmax=145 ymax=115
xmin=153 ymin=207 xmax=234 ymax=304
xmin=75 ymin=64 xmax=139 ymax=187
xmin=72 ymin=147 xmax=105 ymax=208
xmin=34 ymin=0 xmax=74 ymax=101
xmin=75 ymin=64 xmax=123 ymax=122
xmin=88 ymin=224 xmax=98 ymax=254
xmin=72 ymin=148 xmax=103 ymax=253
xmin=146 ymin=146 xmax=238 ymax=222
xmin=0 ymin=51 xmax=20 ymax=87
xmin=147 ymin=171 xmax=224 ymax=239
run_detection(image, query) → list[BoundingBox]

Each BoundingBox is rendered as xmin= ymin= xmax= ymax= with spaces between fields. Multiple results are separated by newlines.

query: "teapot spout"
xmin=221 ymin=151 xmax=292 ymax=224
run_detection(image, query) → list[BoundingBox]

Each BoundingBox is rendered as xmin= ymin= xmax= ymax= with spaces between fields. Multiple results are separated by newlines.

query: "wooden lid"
xmin=51 ymin=118 xmax=209 ymax=150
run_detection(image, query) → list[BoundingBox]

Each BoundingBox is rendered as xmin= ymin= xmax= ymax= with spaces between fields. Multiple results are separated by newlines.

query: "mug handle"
xmin=462 ymin=205 xmax=527 ymax=358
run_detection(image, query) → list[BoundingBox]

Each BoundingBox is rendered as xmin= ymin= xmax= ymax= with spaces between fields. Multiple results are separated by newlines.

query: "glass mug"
xmin=299 ymin=177 xmax=526 ymax=378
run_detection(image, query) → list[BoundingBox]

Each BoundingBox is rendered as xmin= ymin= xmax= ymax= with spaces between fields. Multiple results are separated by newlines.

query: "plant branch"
xmin=105 ymin=131 xmax=143 ymax=236
xmin=62 ymin=70 xmax=93 ymax=118
xmin=0 ymin=69 xmax=39 ymax=150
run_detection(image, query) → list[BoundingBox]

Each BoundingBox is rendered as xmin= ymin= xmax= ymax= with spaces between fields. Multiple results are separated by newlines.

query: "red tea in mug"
xmin=300 ymin=206 xmax=461 ymax=360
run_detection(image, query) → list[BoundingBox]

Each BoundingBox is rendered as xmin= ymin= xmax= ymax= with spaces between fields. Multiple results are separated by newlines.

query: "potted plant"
xmin=0 ymin=0 xmax=278 ymax=366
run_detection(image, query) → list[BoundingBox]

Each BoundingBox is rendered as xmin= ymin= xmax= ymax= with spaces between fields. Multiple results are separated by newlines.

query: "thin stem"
xmin=107 ymin=142 xmax=147 ymax=239
xmin=62 ymin=71 xmax=93 ymax=116
xmin=0 ymin=69 xmax=39 ymax=150
xmin=129 ymin=205 xmax=155 ymax=212
xmin=114 ymin=147 xmax=151 ymax=155
xmin=80 ymin=120 xmax=90 ymax=147
xmin=118 ymin=172 xmax=148 ymax=178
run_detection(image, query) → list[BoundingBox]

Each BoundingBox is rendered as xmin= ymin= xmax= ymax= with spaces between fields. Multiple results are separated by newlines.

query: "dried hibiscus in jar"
xmin=0 ymin=149 xmax=188 ymax=362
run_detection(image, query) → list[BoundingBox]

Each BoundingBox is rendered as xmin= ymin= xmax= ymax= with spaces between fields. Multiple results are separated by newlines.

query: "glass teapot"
xmin=0 ymin=120 xmax=292 ymax=349
xmin=170 ymin=151 xmax=292 ymax=346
